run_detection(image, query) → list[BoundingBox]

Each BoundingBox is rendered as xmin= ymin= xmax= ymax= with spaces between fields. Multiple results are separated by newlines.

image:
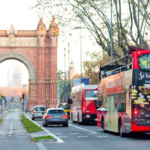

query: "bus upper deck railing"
xmin=100 ymin=63 xmax=132 ymax=80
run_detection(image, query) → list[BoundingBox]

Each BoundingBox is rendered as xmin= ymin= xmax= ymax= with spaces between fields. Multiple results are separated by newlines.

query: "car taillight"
xmin=46 ymin=115 xmax=52 ymax=119
xmin=33 ymin=110 xmax=35 ymax=113
xmin=62 ymin=115 xmax=68 ymax=118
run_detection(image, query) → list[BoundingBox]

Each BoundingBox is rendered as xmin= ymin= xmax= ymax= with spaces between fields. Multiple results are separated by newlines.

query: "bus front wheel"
xmin=119 ymin=120 xmax=125 ymax=137
xmin=101 ymin=119 xmax=106 ymax=132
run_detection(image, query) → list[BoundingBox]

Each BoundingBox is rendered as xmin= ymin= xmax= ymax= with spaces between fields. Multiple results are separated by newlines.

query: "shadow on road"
xmin=80 ymin=122 xmax=97 ymax=126
xmin=98 ymin=130 xmax=150 ymax=140
xmin=127 ymin=132 xmax=150 ymax=140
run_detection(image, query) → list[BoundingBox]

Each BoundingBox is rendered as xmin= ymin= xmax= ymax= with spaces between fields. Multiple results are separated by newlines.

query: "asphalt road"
xmin=0 ymin=111 xmax=39 ymax=150
xmin=26 ymin=113 xmax=150 ymax=150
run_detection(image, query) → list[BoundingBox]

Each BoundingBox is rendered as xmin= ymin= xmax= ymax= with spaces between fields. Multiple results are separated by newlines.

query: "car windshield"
xmin=48 ymin=110 xmax=65 ymax=114
xmin=85 ymin=90 xmax=98 ymax=97
xmin=35 ymin=107 xmax=46 ymax=111
xmin=58 ymin=104 xmax=70 ymax=109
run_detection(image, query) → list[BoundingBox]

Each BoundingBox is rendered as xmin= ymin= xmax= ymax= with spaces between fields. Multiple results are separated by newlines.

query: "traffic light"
xmin=22 ymin=93 xmax=25 ymax=99
xmin=46 ymin=98 xmax=50 ymax=104
xmin=0 ymin=94 xmax=4 ymax=100
xmin=20 ymin=97 xmax=22 ymax=101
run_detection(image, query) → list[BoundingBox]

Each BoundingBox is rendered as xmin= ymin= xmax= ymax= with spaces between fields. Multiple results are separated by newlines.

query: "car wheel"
xmin=119 ymin=120 xmax=125 ymax=137
xmin=63 ymin=124 xmax=68 ymax=127
xmin=32 ymin=117 xmax=35 ymax=120
xmin=43 ymin=121 xmax=45 ymax=127
xmin=44 ymin=120 xmax=47 ymax=127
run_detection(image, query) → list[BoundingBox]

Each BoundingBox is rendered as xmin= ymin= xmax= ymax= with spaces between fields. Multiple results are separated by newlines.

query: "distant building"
xmin=7 ymin=61 xmax=22 ymax=88
xmin=66 ymin=59 xmax=76 ymax=80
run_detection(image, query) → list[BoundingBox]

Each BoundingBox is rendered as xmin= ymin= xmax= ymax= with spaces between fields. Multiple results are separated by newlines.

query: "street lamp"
xmin=75 ymin=27 xmax=82 ymax=84
xmin=67 ymin=43 xmax=71 ymax=95
xmin=64 ymin=47 xmax=66 ymax=103
xmin=110 ymin=0 xmax=113 ymax=62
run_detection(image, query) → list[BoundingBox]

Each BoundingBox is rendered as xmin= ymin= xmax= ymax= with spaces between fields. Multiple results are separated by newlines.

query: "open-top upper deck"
xmin=99 ymin=46 xmax=149 ymax=81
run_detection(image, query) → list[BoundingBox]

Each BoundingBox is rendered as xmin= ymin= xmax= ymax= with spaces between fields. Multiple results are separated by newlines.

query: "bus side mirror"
xmin=94 ymin=100 xmax=98 ymax=106
xmin=95 ymin=100 xmax=99 ymax=109
xmin=98 ymin=100 xmax=102 ymax=107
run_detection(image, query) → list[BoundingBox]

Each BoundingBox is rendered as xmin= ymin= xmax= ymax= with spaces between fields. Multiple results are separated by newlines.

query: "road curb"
xmin=38 ymin=138 xmax=57 ymax=143
xmin=25 ymin=115 xmax=64 ymax=143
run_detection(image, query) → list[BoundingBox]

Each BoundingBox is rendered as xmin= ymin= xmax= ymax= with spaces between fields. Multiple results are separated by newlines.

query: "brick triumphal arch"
xmin=0 ymin=18 xmax=59 ymax=110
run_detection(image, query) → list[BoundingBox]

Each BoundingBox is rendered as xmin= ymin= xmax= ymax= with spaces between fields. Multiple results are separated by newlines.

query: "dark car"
xmin=31 ymin=106 xmax=46 ymax=120
xmin=43 ymin=108 xmax=68 ymax=127
xmin=57 ymin=103 xmax=70 ymax=119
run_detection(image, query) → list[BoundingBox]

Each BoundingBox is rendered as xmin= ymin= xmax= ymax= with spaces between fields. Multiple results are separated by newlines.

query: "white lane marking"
xmin=58 ymin=136 xmax=67 ymax=138
xmin=97 ymin=136 xmax=107 ymax=138
xmin=70 ymin=133 xmax=79 ymax=135
xmin=10 ymin=120 xmax=13 ymax=134
xmin=88 ymin=133 xmax=97 ymax=134
xmin=69 ymin=124 xmax=97 ymax=134
xmin=36 ymin=143 xmax=47 ymax=150
xmin=16 ymin=136 xmax=27 ymax=138
xmin=26 ymin=116 xmax=64 ymax=143
xmin=77 ymin=136 xmax=88 ymax=138
xmin=54 ymin=133 xmax=61 ymax=135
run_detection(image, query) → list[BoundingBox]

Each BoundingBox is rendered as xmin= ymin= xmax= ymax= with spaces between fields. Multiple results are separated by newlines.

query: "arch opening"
xmin=0 ymin=51 xmax=36 ymax=80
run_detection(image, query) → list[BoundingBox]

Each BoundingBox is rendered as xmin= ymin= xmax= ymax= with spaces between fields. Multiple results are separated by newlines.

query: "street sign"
xmin=0 ymin=100 xmax=2 ymax=104
xmin=73 ymin=78 xmax=89 ymax=86
xmin=3 ymin=97 xmax=6 ymax=100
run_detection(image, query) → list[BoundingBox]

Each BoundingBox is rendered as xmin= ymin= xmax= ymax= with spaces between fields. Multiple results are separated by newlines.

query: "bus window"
xmin=138 ymin=54 xmax=150 ymax=71
xmin=118 ymin=93 xmax=126 ymax=112
xmin=85 ymin=90 xmax=98 ymax=97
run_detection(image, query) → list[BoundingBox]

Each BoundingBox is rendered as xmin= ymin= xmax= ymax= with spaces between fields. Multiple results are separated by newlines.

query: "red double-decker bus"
xmin=97 ymin=46 xmax=150 ymax=137
xmin=69 ymin=84 xmax=98 ymax=124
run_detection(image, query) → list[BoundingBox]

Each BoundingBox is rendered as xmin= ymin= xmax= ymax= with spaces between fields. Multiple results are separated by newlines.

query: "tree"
xmin=83 ymin=51 xmax=110 ymax=84
xmin=57 ymin=70 xmax=71 ymax=103
xmin=33 ymin=0 xmax=150 ymax=60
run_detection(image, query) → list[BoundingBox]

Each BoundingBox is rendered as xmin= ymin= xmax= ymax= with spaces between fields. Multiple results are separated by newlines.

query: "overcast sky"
xmin=0 ymin=0 xmax=101 ymax=86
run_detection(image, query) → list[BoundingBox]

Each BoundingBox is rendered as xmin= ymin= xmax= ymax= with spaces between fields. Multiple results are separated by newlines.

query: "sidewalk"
xmin=0 ymin=111 xmax=39 ymax=150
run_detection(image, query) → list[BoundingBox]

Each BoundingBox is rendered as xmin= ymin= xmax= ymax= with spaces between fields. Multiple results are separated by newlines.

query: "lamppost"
xmin=64 ymin=48 xmax=66 ymax=102
xmin=110 ymin=0 xmax=113 ymax=62
xmin=67 ymin=43 xmax=71 ymax=93
xmin=75 ymin=27 xmax=82 ymax=84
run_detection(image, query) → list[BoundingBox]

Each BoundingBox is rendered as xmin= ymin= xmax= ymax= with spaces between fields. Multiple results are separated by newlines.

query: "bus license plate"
xmin=86 ymin=115 xmax=90 ymax=118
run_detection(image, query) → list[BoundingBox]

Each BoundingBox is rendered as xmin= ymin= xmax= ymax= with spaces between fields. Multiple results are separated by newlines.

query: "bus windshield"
xmin=85 ymin=90 xmax=98 ymax=98
xmin=139 ymin=54 xmax=150 ymax=71
xmin=58 ymin=104 xmax=70 ymax=109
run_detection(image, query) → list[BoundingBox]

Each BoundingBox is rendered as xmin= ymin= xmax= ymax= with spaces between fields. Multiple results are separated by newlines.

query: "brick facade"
xmin=0 ymin=18 xmax=59 ymax=110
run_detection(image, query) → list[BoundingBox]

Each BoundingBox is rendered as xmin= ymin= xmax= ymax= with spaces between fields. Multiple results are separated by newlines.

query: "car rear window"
xmin=48 ymin=110 xmax=65 ymax=114
xmin=35 ymin=107 xmax=46 ymax=111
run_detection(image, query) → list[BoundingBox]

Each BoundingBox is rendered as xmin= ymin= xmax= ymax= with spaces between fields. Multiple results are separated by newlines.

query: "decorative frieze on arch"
xmin=0 ymin=51 xmax=36 ymax=80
